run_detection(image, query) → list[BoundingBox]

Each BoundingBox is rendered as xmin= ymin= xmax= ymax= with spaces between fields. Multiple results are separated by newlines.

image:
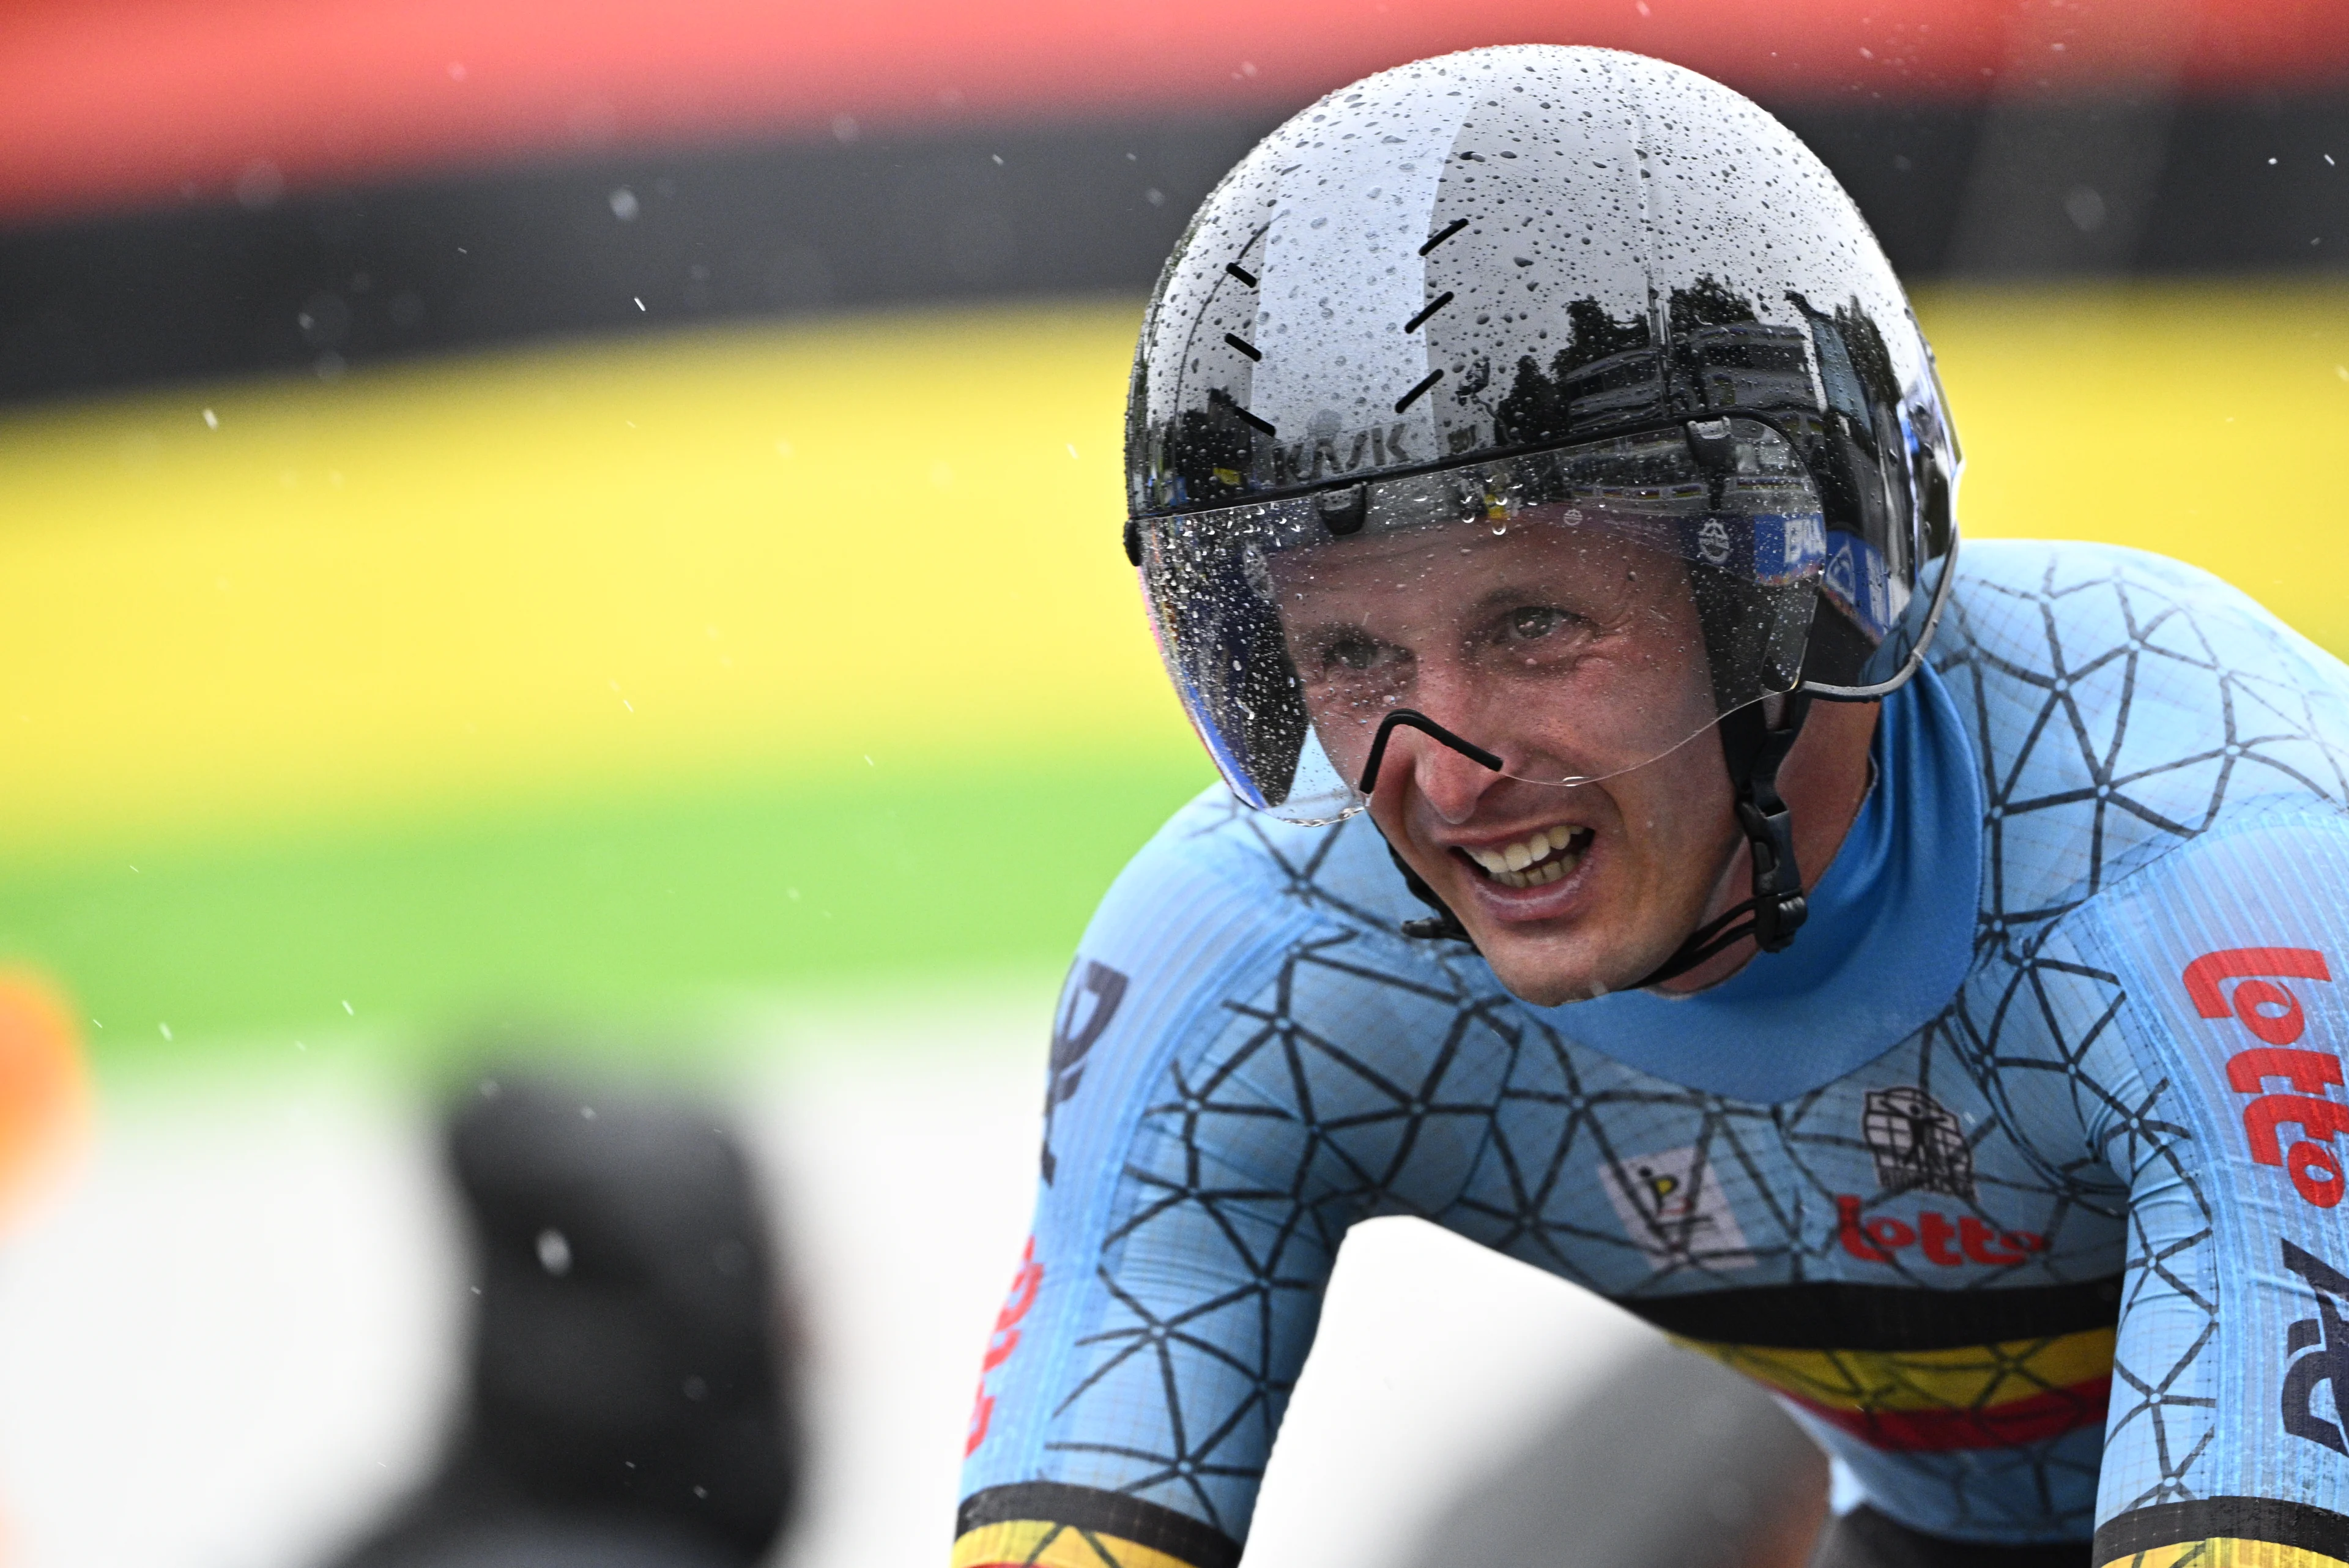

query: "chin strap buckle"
xmin=1636 ymin=695 xmax=1813 ymax=986
xmin=1735 ymin=776 xmax=1808 ymax=955
xmin=1390 ymin=846 xmax=1478 ymax=947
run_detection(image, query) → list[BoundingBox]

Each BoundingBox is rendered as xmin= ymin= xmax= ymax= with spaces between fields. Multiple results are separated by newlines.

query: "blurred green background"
xmin=1 ymin=1 xmax=2344 ymax=1079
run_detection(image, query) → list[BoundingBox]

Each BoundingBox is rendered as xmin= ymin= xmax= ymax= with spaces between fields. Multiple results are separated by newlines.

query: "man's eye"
xmin=1506 ymin=607 xmax=1568 ymax=641
xmin=1330 ymin=638 xmax=1376 ymax=669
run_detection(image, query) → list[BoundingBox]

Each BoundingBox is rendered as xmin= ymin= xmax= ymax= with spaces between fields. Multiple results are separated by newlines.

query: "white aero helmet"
xmin=1122 ymin=45 xmax=1961 ymax=968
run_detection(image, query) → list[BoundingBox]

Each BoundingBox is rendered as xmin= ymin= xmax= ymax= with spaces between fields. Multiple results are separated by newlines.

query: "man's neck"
xmin=1652 ymin=698 xmax=1882 ymax=995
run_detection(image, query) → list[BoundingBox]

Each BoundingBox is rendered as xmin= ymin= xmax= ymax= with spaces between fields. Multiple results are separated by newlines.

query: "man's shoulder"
xmin=1928 ymin=539 xmax=2349 ymax=916
xmin=1078 ymin=783 xmax=1439 ymax=987
xmin=1934 ymin=538 xmax=2345 ymax=694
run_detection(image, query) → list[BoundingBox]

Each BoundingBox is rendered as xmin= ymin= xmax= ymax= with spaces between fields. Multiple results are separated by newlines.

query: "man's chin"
xmin=1471 ymin=920 xmax=1672 ymax=1006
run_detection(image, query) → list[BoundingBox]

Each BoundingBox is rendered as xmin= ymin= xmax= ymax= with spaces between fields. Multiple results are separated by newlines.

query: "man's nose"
xmin=1395 ymin=727 xmax=1507 ymax=825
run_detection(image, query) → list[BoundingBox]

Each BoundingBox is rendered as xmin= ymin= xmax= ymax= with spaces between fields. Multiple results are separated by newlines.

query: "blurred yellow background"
xmin=1 ymin=280 xmax=2343 ymax=1055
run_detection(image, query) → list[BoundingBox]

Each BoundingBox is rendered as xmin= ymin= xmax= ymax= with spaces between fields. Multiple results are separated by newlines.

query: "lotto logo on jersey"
xmin=2183 ymin=946 xmax=2344 ymax=1208
xmin=1603 ymin=1145 xmax=1756 ymax=1269
xmin=1835 ymin=1195 xmax=2046 ymax=1266
xmin=965 ymin=1238 xmax=1044 ymax=1457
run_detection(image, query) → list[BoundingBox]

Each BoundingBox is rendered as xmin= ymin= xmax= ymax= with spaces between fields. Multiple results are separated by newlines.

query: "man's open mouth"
xmin=1455 ymin=825 xmax=1594 ymax=889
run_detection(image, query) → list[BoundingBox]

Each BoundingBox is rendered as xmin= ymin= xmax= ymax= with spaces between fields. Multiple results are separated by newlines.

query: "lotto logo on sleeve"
xmin=965 ymin=1238 xmax=1044 ymax=1457
xmin=2183 ymin=947 xmax=2344 ymax=1207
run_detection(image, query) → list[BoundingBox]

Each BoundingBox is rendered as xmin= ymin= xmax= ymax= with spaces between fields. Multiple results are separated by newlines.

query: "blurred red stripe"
xmin=2 ymin=0 xmax=2343 ymax=224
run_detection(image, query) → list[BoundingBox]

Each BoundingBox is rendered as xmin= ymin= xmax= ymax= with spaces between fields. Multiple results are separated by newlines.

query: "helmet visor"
xmin=1136 ymin=418 xmax=1830 ymax=824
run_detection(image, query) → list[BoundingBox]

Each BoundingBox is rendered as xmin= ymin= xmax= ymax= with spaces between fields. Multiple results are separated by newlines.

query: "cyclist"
xmin=955 ymin=45 xmax=2349 ymax=1568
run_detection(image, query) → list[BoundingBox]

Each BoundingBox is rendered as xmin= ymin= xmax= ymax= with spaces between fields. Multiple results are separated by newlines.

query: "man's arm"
xmin=954 ymin=817 xmax=1507 ymax=1567
xmin=2072 ymin=811 xmax=2349 ymax=1567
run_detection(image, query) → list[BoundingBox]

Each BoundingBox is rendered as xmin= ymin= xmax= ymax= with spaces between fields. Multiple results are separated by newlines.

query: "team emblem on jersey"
xmin=1861 ymin=1087 xmax=1975 ymax=1201
xmin=2280 ymin=1238 xmax=2349 ymax=1454
xmin=1603 ymin=1145 xmax=1756 ymax=1269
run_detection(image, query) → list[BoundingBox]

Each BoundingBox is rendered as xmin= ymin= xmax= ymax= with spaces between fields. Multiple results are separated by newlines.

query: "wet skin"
xmin=1278 ymin=516 xmax=1877 ymax=1004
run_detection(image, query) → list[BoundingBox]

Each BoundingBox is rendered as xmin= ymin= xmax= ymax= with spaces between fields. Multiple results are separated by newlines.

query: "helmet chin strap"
xmin=1631 ymin=694 xmax=1811 ymax=987
xmin=1383 ymin=696 xmax=1813 ymax=984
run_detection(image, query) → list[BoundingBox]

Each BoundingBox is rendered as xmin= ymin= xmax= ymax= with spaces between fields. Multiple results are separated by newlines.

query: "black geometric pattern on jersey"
xmin=1043 ymin=880 xmax=2122 ymax=1534
xmin=1931 ymin=552 xmax=2349 ymax=1516
xmin=1946 ymin=938 xmax=2200 ymax=1528
xmin=1464 ymin=998 xmax=2116 ymax=1295
xmin=1623 ymin=1274 xmax=2123 ymax=1350
xmin=957 ymin=1482 xmax=1242 ymax=1568
xmin=1000 ymin=541 xmax=2349 ymax=1549
xmin=2093 ymin=1497 xmax=2349 ymax=1565
xmin=1043 ymin=926 xmax=1520 ymax=1537
xmin=1934 ymin=551 xmax=2349 ymax=946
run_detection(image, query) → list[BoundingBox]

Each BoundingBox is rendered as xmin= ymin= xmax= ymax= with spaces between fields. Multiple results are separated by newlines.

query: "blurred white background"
xmin=0 ymin=987 xmax=1653 ymax=1567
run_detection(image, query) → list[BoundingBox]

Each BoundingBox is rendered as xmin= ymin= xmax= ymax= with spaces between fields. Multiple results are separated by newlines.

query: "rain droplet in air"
xmin=537 ymin=1228 xmax=573 ymax=1276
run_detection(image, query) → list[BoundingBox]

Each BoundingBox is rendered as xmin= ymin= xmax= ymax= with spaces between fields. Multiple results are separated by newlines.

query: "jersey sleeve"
xmin=951 ymin=811 xmax=1512 ymax=1568
xmin=2064 ymin=809 xmax=2349 ymax=1568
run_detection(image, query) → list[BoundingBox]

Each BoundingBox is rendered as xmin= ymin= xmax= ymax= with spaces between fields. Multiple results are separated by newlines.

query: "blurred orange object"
xmin=0 ymin=972 xmax=91 ymax=1228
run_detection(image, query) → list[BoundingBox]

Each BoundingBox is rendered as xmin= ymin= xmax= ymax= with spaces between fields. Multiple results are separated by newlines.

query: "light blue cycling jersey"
xmin=954 ymin=540 xmax=2349 ymax=1568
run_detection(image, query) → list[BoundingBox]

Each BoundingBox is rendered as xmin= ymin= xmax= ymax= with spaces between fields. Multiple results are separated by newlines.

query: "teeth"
xmin=1466 ymin=826 xmax=1589 ymax=886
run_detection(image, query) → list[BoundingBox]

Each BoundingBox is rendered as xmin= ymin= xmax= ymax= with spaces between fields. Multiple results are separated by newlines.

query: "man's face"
xmin=1274 ymin=513 xmax=1743 ymax=1003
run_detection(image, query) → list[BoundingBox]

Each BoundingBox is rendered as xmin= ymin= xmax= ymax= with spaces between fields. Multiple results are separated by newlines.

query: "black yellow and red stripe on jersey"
xmin=2095 ymin=1498 xmax=2349 ymax=1568
xmin=956 ymin=546 xmax=2349 ymax=1564
xmin=952 ymin=1483 xmax=1238 ymax=1568
xmin=1626 ymin=1277 xmax=2118 ymax=1454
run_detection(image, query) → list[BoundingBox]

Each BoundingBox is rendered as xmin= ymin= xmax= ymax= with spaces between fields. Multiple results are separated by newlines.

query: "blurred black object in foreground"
xmin=1403 ymin=1338 xmax=1828 ymax=1568
xmin=327 ymin=1077 xmax=798 ymax=1568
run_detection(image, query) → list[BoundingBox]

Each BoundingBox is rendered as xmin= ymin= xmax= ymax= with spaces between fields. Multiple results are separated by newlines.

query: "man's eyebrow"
xmin=1465 ymin=579 xmax=1568 ymax=615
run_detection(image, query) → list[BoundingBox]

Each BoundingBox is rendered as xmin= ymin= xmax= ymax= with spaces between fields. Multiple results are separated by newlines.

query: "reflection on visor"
xmin=1137 ymin=418 xmax=1835 ymax=825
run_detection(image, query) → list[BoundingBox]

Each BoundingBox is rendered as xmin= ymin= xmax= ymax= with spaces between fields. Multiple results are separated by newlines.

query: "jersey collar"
xmin=1516 ymin=660 xmax=1984 ymax=1102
